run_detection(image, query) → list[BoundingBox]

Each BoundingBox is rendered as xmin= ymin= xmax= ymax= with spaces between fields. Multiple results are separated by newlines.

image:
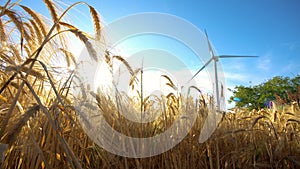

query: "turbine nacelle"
xmin=213 ymin=56 xmax=219 ymax=62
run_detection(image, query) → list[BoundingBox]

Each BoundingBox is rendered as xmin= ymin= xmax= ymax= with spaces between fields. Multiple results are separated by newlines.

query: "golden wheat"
xmin=20 ymin=5 xmax=48 ymax=36
xmin=88 ymin=5 xmax=101 ymax=40
xmin=0 ymin=0 xmax=299 ymax=168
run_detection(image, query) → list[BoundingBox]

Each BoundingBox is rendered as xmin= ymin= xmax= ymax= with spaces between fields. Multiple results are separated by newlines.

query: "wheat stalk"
xmin=1 ymin=104 xmax=39 ymax=145
xmin=129 ymin=68 xmax=141 ymax=90
xmin=161 ymin=74 xmax=175 ymax=90
xmin=2 ymin=9 xmax=30 ymax=44
xmin=0 ymin=143 xmax=8 ymax=168
xmin=24 ymin=22 xmax=37 ymax=50
xmin=59 ymin=48 xmax=76 ymax=67
xmin=5 ymin=65 xmax=44 ymax=79
xmin=23 ymin=78 xmax=82 ymax=169
xmin=113 ymin=55 xmax=134 ymax=75
xmin=59 ymin=21 xmax=98 ymax=62
xmin=19 ymin=5 xmax=47 ymax=36
xmin=43 ymin=0 xmax=60 ymax=31
xmin=88 ymin=5 xmax=101 ymax=40
xmin=29 ymin=19 xmax=44 ymax=45
xmin=23 ymin=43 xmax=32 ymax=56
xmin=0 ymin=18 xmax=7 ymax=42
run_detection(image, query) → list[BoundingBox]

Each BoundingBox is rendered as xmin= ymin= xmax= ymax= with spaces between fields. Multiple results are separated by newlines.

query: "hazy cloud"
xmin=282 ymin=42 xmax=297 ymax=51
xmin=257 ymin=53 xmax=272 ymax=71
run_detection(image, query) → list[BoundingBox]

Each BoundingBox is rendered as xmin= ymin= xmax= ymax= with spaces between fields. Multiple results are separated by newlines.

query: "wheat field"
xmin=0 ymin=0 xmax=299 ymax=168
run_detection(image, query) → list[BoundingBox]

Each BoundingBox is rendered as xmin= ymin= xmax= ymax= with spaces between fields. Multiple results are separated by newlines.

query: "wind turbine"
xmin=187 ymin=30 xmax=258 ymax=112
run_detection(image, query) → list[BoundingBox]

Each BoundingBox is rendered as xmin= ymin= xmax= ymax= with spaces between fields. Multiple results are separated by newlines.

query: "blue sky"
xmin=9 ymin=0 xmax=300 ymax=106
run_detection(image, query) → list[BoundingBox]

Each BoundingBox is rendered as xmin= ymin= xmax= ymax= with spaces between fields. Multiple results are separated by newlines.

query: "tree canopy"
xmin=229 ymin=75 xmax=300 ymax=109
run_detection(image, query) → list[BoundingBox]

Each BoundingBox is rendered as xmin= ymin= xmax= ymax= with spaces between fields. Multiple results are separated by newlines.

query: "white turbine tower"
xmin=188 ymin=30 xmax=258 ymax=112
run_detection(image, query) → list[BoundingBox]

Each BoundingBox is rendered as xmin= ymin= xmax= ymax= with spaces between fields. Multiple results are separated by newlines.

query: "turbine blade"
xmin=186 ymin=57 xmax=214 ymax=84
xmin=204 ymin=30 xmax=215 ymax=58
xmin=218 ymin=55 xmax=258 ymax=58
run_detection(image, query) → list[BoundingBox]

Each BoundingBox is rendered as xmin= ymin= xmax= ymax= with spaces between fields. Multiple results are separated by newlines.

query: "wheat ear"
xmin=19 ymin=5 xmax=47 ymax=36
xmin=88 ymin=5 xmax=101 ymax=40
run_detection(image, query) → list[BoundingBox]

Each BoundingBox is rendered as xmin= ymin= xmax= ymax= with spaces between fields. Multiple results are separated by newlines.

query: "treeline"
xmin=229 ymin=75 xmax=300 ymax=109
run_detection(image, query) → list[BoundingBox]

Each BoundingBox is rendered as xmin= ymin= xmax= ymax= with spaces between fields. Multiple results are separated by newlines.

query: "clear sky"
xmin=8 ymin=0 xmax=300 ymax=107
xmin=91 ymin=0 xmax=300 ymax=84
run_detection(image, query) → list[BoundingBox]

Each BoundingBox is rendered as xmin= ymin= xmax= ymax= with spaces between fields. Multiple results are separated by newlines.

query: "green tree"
xmin=229 ymin=75 xmax=300 ymax=109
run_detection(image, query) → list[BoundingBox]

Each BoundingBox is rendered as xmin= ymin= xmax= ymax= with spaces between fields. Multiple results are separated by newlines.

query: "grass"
xmin=0 ymin=0 xmax=300 ymax=168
